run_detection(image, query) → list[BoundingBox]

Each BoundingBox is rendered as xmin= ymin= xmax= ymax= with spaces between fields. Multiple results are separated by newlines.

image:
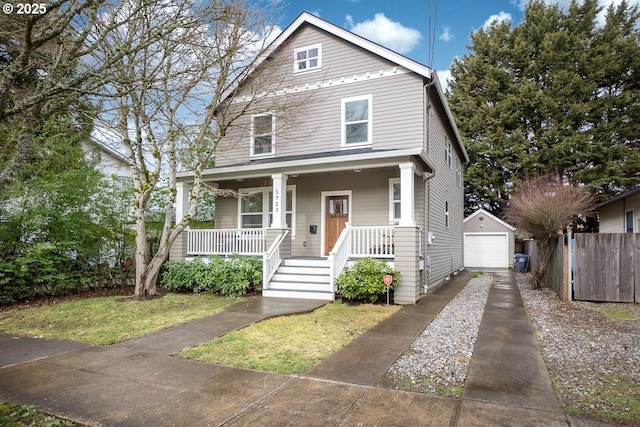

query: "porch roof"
xmin=177 ymin=148 xmax=434 ymax=182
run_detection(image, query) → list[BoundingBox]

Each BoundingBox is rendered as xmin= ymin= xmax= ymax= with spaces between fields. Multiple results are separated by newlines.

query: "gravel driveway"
xmin=382 ymin=271 xmax=640 ymax=426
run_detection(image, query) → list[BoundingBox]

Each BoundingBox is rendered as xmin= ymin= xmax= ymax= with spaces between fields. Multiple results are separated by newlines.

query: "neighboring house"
xmin=88 ymin=140 xmax=131 ymax=178
xmin=463 ymin=209 xmax=516 ymax=269
xmin=170 ymin=12 xmax=468 ymax=303
xmin=594 ymin=186 xmax=640 ymax=233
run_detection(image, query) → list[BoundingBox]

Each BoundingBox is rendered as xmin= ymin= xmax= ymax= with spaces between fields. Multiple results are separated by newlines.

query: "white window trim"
xmin=238 ymin=185 xmax=296 ymax=236
xmin=341 ymin=94 xmax=373 ymax=148
xmin=456 ymin=157 xmax=462 ymax=188
xmin=293 ymin=43 xmax=322 ymax=74
xmin=250 ymin=113 xmax=275 ymax=158
xmin=625 ymin=208 xmax=634 ymax=233
xmin=389 ymin=178 xmax=400 ymax=224
xmin=445 ymin=135 xmax=452 ymax=169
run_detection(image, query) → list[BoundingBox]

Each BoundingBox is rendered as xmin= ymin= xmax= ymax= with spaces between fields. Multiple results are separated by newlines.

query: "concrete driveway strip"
xmin=305 ymin=270 xmax=471 ymax=386
xmin=460 ymin=269 xmax=566 ymax=426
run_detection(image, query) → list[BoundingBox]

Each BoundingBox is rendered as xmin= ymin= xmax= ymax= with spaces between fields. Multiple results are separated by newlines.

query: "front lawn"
xmin=0 ymin=293 xmax=237 ymax=345
xmin=179 ymin=301 xmax=399 ymax=373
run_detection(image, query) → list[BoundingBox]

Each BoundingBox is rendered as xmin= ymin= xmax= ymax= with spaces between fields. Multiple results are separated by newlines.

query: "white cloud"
xmin=436 ymin=69 xmax=452 ymax=93
xmin=439 ymin=26 xmax=455 ymax=42
xmin=345 ymin=13 xmax=422 ymax=54
xmin=482 ymin=11 xmax=513 ymax=29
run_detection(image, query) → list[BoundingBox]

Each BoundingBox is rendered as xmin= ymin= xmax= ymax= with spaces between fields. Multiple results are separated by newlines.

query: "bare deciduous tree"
xmin=506 ymin=176 xmax=594 ymax=288
xmin=93 ymin=0 xmax=308 ymax=297
xmin=0 ymin=0 xmax=159 ymax=190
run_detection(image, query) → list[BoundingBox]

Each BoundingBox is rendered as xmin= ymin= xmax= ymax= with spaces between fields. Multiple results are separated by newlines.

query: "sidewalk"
xmin=0 ymin=270 xmax=572 ymax=426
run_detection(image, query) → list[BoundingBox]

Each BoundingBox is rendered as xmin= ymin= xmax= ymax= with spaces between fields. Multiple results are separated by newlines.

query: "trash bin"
xmin=514 ymin=253 xmax=529 ymax=272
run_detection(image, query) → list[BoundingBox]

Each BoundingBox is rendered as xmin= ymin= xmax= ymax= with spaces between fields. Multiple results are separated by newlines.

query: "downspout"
xmin=424 ymin=171 xmax=435 ymax=293
xmin=423 ymin=79 xmax=436 ymax=293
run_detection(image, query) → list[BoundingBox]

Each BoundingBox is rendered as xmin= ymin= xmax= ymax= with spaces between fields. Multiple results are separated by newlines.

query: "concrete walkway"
xmin=0 ymin=270 xmax=596 ymax=426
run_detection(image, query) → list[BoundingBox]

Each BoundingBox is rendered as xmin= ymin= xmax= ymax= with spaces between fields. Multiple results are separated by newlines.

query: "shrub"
xmin=0 ymin=242 xmax=95 ymax=305
xmin=161 ymin=255 xmax=262 ymax=297
xmin=336 ymin=258 xmax=400 ymax=303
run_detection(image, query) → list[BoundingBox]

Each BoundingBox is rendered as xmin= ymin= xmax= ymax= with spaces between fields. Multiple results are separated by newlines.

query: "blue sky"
xmin=278 ymin=0 xmax=636 ymax=85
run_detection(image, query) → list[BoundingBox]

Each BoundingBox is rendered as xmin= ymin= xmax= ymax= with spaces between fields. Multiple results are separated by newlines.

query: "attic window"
xmin=294 ymin=43 xmax=321 ymax=73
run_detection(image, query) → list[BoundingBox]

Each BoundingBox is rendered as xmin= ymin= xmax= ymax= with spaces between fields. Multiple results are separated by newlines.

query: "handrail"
xmin=328 ymin=224 xmax=351 ymax=290
xmin=263 ymin=230 xmax=289 ymax=289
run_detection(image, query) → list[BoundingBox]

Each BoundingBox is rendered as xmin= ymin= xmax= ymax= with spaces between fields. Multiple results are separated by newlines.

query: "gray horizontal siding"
xmin=424 ymin=96 xmax=465 ymax=288
xmin=215 ymin=25 xmax=426 ymax=167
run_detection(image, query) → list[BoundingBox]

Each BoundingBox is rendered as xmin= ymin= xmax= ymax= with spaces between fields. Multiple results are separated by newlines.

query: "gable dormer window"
xmin=251 ymin=113 xmax=275 ymax=157
xmin=293 ymin=43 xmax=321 ymax=73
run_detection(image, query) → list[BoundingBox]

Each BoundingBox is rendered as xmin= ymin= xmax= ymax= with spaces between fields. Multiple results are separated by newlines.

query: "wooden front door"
xmin=325 ymin=195 xmax=349 ymax=254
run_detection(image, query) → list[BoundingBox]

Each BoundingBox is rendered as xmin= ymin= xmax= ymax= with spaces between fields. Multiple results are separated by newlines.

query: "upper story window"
xmin=293 ymin=43 xmax=321 ymax=73
xmin=251 ymin=113 xmax=275 ymax=157
xmin=342 ymin=95 xmax=372 ymax=147
xmin=456 ymin=157 xmax=462 ymax=188
xmin=444 ymin=135 xmax=452 ymax=168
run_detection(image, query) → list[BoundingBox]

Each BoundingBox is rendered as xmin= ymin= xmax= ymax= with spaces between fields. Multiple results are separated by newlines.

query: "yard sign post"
xmin=384 ymin=274 xmax=393 ymax=305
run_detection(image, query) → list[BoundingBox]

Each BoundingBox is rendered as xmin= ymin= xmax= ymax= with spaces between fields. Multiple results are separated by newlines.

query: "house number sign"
xmin=274 ymin=188 xmax=280 ymax=215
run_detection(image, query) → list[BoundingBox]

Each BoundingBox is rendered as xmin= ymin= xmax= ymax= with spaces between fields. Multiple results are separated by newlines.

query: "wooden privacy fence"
xmin=526 ymin=233 xmax=640 ymax=303
xmin=573 ymin=233 xmax=640 ymax=303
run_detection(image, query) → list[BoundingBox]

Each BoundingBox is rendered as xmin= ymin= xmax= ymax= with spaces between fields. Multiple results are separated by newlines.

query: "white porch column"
xmin=175 ymin=181 xmax=191 ymax=224
xmin=270 ymin=173 xmax=288 ymax=228
xmin=399 ymin=162 xmax=415 ymax=227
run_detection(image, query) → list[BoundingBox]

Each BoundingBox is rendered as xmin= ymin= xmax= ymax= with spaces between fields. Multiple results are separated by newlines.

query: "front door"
xmin=325 ymin=195 xmax=349 ymax=254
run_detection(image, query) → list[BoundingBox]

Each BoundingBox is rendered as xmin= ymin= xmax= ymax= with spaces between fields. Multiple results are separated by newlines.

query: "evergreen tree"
xmin=448 ymin=0 xmax=640 ymax=215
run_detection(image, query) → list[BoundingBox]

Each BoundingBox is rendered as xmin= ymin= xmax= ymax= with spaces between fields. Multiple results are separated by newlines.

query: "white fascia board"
xmin=177 ymin=148 xmax=434 ymax=182
xmin=464 ymin=208 xmax=516 ymax=231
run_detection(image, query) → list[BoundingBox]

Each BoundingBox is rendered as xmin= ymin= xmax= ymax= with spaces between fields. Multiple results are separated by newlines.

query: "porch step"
xmin=265 ymin=258 xmax=334 ymax=300
xmin=282 ymin=258 xmax=330 ymax=268
xmin=262 ymin=289 xmax=334 ymax=301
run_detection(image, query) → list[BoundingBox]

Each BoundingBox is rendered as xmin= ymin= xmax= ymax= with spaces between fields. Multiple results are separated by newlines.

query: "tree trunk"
xmin=532 ymin=238 xmax=556 ymax=289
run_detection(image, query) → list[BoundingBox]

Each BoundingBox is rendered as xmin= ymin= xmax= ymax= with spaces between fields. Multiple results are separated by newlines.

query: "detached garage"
xmin=464 ymin=209 xmax=516 ymax=269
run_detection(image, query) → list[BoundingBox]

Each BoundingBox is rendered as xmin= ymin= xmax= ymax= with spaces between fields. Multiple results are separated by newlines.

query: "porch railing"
xmin=263 ymin=230 xmax=289 ymax=289
xmin=350 ymin=226 xmax=395 ymax=258
xmin=187 ymin=229 xmax=265 ymax=256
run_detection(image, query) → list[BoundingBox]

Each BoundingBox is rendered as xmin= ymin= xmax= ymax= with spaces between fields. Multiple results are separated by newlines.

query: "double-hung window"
xmin=240 ymin=192 xmax=264 ymax=228
xmin=445 ymin=135 xmax=452 ymax=168
xmin=251 ymin=113 xmax=275 ymax=157
xmin=239 ymin=186 xmax=296 ymax=235
xmin=389 ymin=178 xmax=401 ymax=222
xmin=456 ymin=158 xmax=462 ymax=188
xmin=293 ymin=44 xmax=321 ymax=73
xmin=342 ymin=95 xmax=372 ymax=147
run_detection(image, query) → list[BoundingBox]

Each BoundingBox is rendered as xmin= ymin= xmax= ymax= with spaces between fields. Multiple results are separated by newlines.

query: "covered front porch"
xmin=171 ymin=148 xmax=430 ymax=303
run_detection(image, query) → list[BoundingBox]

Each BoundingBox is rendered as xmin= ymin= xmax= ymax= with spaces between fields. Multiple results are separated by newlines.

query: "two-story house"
xmin=170 ymin=12 xmax=468 ymax=304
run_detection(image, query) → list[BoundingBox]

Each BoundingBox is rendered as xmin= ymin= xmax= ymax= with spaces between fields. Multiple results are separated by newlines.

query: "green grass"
xmin=179 ymin=301 xmax=399 ymax=373
xmin=470 ymin=271 xmax=484 ymax=278
xmin=0 ymin=293 xmax=237 ymax=345
xmin=0 ymin=401 xmax=81 ymax=426
xmin=598 ymin=307 xmax=639 ymax=321
xmin=555 ymin=374 xmax=640 ymax=424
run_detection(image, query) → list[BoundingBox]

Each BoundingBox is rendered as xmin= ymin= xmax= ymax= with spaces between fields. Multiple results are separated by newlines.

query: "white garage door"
xmin=464 ymin=233 xmax=508 ymax=268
